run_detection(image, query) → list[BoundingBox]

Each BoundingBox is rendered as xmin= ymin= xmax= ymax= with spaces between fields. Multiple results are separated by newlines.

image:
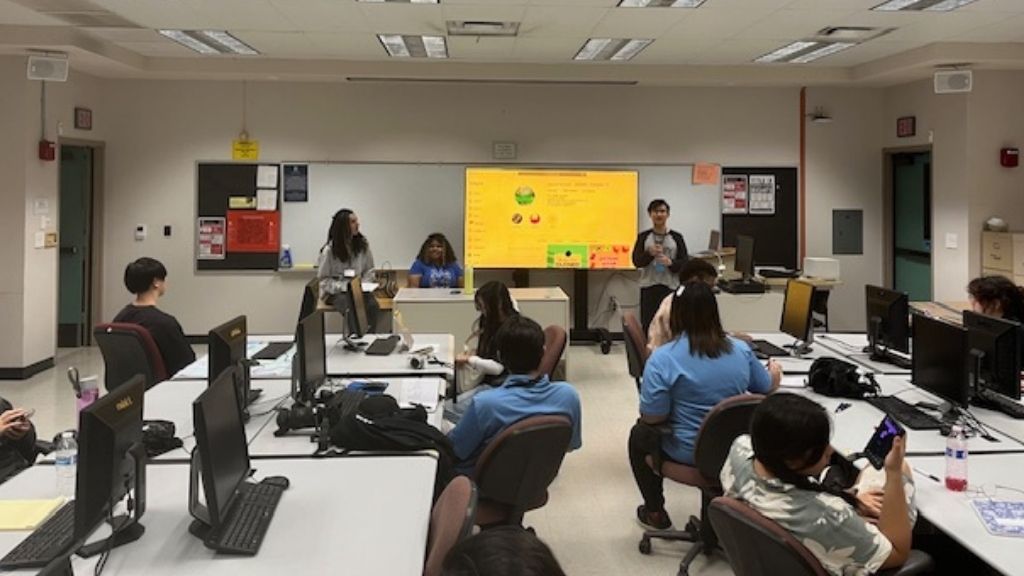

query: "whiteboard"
xmin=279 ymin=163 xmax=720 ymax=271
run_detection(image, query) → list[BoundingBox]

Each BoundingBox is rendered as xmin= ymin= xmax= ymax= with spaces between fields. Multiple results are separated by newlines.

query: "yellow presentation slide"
xmin=465 ymin=168 xmax=638 ymax=269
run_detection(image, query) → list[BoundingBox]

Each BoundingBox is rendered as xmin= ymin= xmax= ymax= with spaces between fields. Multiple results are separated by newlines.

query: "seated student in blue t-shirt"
xmin=447 ymin=315 xmax=582 ymax=475
xmin=629 ymin=281 xmax=781 ymax=531
xmin=408 ymin=233 xmax=463 ymax=288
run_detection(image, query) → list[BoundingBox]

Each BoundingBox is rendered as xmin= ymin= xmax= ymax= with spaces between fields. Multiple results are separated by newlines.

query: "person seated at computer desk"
xmin=0 ymin=398 xmax=38 ymax=484
xmin=630 ymin=281 xmax=780 ymax=530
xmin=113 ymin=257 xmax=196 ymax=376
xmin=969 ymin=274 xmax=1024 ymax=390
xmin=722 ymin=393 xmax=917 ymax=576
xmin=408 ymin=232 xmax=464 ymax=289
xmin=447 ymin=315 xmax=582 ymax=475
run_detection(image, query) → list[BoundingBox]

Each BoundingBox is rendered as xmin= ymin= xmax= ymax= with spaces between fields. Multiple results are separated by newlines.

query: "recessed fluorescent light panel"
xmin=755 ymin=41 xmax=856 ymax=63
xmin=378 ymin=34 xmax=448 ymax=58
xmin=872 ymin=0 xmax=977 ymax=11
xmin=617 ymin=0 xmax=707 ymax=7
xmin=789 ymin=42 xmax=854 ymax=64
xmin=158 ymin=30 xmax=258 ymax=55
xmin=574 ymin=38 xmax=653 ymax=61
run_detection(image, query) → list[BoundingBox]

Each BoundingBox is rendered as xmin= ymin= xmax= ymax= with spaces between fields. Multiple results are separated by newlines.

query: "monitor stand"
xmin=77 ymin=444 xmax=147 ymax=558
xmin=866 ymin=317 xmax=911 ymax=369
xmin=785 ymin=340 xmax=812 ymax=357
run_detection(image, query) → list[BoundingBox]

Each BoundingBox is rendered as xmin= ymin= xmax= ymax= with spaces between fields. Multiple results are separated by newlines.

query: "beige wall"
xmin=0 ymin=58 xmax=29 ymax=368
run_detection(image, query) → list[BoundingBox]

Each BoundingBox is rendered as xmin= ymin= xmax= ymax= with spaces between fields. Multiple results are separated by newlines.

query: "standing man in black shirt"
xmin=113 ymin=257 xmax=196 ymax=376
xmin=632 ymin=199 xmax=688 ymax=334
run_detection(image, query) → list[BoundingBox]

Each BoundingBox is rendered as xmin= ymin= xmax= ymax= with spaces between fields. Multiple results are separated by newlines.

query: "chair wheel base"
xmin=639 ymin=537 xmax=652 ymax=555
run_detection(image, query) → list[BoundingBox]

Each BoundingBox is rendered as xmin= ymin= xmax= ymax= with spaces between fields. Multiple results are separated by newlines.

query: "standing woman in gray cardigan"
xmin=317 ymin=209 xmax=377 ymax=324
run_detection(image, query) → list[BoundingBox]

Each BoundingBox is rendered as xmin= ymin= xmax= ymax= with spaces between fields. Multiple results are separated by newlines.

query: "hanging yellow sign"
xmin=232 ymin=139 xmax=260 ymax=160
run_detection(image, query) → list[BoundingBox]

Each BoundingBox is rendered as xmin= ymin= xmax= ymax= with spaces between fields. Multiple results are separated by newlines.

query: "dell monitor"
xmin=779 ymin=279 xmax=815 ymax=355
xmin=340 ymin=276 xmax=371 ymax=350
xmin=208 ymin=315 xmax=261 ymax=413
xmin=963 ymin=311 xmax=1022 ymax=401
xmin=190 ymin=368 xmax=252 ymax=538
xmin=865 ymin=285 xmax=910 ymax=367
xmin=295 ymin=309 xmax=326 ymax=405
xmin=734 ymin=235 xmax=755 ymax=281
xmin=298 ymin=277 xmax=319 ymax=324
xmin=75 ymin=374 xmax=147 ymax=557
xmin=912 ymin=314 xmax=970 ymax=412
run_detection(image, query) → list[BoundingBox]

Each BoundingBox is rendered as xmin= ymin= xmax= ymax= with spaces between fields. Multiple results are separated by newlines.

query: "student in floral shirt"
xmin=721 ymin=394 xmax=917 ymax=576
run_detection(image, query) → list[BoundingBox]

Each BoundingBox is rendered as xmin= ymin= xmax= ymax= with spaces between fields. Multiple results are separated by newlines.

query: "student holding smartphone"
xmin=0 ymin=398 xmax=38 ymax=484
xmin=721 ymin=394 xmax=917 ymax=576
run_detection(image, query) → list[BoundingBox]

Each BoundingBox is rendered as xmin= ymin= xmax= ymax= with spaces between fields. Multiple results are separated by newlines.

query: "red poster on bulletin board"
xmin=226 ymin=210 xmax=280 ymax=253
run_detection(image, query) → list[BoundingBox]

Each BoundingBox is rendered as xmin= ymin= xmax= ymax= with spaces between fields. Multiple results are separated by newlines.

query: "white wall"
xmin=0 ymin=58 xmax=29 ymax=368
xmin=101 ymin=80 xmax=812 ymax=334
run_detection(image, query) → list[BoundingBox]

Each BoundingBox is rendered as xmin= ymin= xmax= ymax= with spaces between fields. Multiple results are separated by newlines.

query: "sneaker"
xmin=636 ymin=505 xmax=672 ymax=530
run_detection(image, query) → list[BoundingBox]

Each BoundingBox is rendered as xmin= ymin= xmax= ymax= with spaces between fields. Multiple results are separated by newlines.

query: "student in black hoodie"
xmin=0 ymin=398 xmax=37 ymax=484
xmin=632 ymin=199 xmax=688 ymax=333
xmin=112 ymin=257 xmax=196 ymax=376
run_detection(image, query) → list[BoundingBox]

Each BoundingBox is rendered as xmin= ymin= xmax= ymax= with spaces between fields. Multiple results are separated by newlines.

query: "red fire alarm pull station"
xmin=38 ymin=140 xmax=55 ymax=161
xmin=1001 ymin=148 xmax=1019 ymax=167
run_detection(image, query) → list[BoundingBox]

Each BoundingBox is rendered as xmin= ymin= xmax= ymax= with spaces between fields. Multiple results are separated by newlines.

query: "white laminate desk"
xmin=393 ymin=287 xmax=570 ymax=351
xmin=911 ymin=454 xmax=1024 ymax=576
xmin=815 ymin=333 xmax=912 ymax=375
xmin=250 ymin=377 xmax=446 ymax=458
xmin=0 ymin=456 xmax=437 ymax=576
xmin=175 ymin=333 xmax=455 ymax=381
xmin=747 ymin=331 xmax=835 ymax=374
xmin=786 ymin=375 xmax=1024 ymax=456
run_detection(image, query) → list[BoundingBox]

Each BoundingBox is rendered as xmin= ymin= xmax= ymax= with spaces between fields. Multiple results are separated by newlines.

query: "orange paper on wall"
xmin=693 ymin=163 xmax=720 ymax=185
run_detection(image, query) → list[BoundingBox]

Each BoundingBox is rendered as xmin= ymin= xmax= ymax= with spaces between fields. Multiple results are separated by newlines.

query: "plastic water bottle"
xmin=279 ymin=244 xmax=293 ymax=269
xmin=944 ymin=425 xmax=968 ymax=492
xmin=55 ymin=431 xmax=78 ymax=498
xmin=464 ymin=265 xmax=474 ymax=293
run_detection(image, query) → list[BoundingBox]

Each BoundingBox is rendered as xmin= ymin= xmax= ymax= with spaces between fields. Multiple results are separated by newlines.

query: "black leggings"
xmin=640 ymin=285 xmax=673 ymax=335
xmin=628 ymin=421 xmax=672 ymax=511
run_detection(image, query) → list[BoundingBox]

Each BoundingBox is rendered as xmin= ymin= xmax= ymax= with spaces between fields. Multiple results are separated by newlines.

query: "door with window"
xmin=58 ymin=145 xmax=93 ymax=347
xmin=892 ymin=151 xmax=932 ymax=301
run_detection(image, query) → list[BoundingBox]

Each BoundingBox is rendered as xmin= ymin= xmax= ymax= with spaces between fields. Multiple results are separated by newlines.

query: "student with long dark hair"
xmin=721 ymin=393 xmax=917 ymax=575
xmin=968 ymin=274 xmax=1024 ymax=322
xmin=629 ymin=281 xmax=780 ymax=530
xmin=317 ymin=209 xmax=374 ymax=300
xmin=408 ymin=232 xmax=463 ymax=288
xmin=442 ymin=526 xmax=566 ymax=576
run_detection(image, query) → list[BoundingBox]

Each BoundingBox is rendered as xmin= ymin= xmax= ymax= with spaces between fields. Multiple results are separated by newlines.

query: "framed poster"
xmin=197 ymin=217 xmax=226 ymax=260
xmin=748 ymin=174 xmax=776 ymax=215
xmin=897 ymin=116 xmax=916 ymax=138
xmin=721 ymin=175 xmax=748 ymax=215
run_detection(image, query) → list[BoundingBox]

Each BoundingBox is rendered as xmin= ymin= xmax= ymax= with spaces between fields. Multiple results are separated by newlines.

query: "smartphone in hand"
xmin=863 ymin=416 xmax=905 ymax=469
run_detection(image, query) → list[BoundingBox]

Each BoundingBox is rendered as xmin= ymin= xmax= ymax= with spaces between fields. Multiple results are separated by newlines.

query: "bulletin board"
xmin=196 ymin=163 xmax=281 ymax=271
xmin=721 ymin=167 xmax=798 ymax=270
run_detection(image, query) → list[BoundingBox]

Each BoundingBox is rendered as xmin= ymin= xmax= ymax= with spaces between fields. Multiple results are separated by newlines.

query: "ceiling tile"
xmin=687 ymin=37 xmax=791 ymax=64
xmin=950 ymin=15 xmax=1024 ymax=42
xmin=879 ymin=11 xmax=1009 ymax=43
xmin=115 ymin=40 xmax=197 ymax=56
xmin=358 ymin=3 xmax=445 ymax=35
xmin=738 ymin=9 xmax=861 ymax=40
xmin=591 ymin=7 xmax=691 ymax=38
xmin=519 ymin=5 xmax=609 ymax=37
xmin=780 ymin=0 xmax=882 ymax=10
xmin=181 ymin=0 xmax=295 ymax=31
xmin=814 ymin=40 xmax=919 ymax=66
xmin=634 ymin=35 xmax=714 ymax=63
xmin=305 ymin=32 xmax=388 ymax=59
xmin=448 ymin=36 xmax=516 ymax=60
xmin=89 ymin=0 xmax=200 ymax=29
xmin=267 ymin=0 xmax=372 ymax=33
xmin=703 ymin=0 xmax=795 ymax=9
xmin=233 ymin=30 xmax=318 ymax=56
xmin=661 ymin=6 xmax=776 ymax=39
xmin=84 ymin=26 xmax=163 ymax=42
xmin=512 ymin=36 xmax=585 ymax=61
xmin=442 ymin=3 xmax=527 ymax=23
xmin=529 ymin=0 xmax=616 ymax=6
xmin=0 ymin=0 xmax=66 ymax=25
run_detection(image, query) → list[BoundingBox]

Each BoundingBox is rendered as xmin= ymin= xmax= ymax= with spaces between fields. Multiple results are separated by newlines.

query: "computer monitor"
xmin=963 ymin=311 xmax=1022 ymax=401
xmin=865 ymin=285 xmax=910 ymax=359
xmin=345 ymin=276 xmax=371 ymax=340
xmin=912 ymin=314 xmax=970 ymax=410
xmin=298 ymin=277 xmax=319 ymax=323
xmin=779 ymin=279 xmax=815 ymax=354
xmin=708 ymin=230 xmax=721 ymax=252
xmin=189 ymin=368 xmax=251 ymax=537
xmin=295 ymin=309 xmax=326 ymax=405
xmin=208 ymin=315 xmax=259 ymax=414
xmin=75 ymin=374 xmax=147 ymax=557
xmin=734 ymin=235 xmax=755 ymax=281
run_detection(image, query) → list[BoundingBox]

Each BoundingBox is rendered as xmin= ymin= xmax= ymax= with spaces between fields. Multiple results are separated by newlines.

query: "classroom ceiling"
xmin=1 ymin=0 xmax=1024 ymax=85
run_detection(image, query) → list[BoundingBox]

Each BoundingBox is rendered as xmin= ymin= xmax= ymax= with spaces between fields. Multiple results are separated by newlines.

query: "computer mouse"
xmin=263 ymin=475 xmax=290 ymax=489
xmin=755 ymin=351 xmax=769 ymax=361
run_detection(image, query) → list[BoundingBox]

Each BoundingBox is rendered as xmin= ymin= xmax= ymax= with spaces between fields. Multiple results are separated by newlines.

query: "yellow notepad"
xmin=0 ymin=498 xmax=65 ymax=531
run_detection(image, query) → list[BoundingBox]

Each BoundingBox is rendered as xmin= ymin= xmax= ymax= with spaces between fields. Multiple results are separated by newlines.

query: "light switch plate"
xmin=135 ymin=225 xmax=147 ymax=241
xmin=945 ymin=233 xmax=958 ymax=249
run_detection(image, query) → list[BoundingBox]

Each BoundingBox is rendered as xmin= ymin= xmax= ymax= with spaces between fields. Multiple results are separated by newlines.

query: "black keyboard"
xmin=365 ymin=334 xmax=401 ymax=356
xmin=759 ymin=269 xmax=800 ymax=279
xmin=0 ymin=500 xmax=75 ymax=569
xmin=865 ymin=396 xmax=944 ymax=430
xmin=751 ymin=340 xmax=790 ymax=358
xmin=252 ymin=341 xmax=293 ymax=360
xmin=974 ymin=388 xmax=1024 ymax=419
xmin=718 ymin=279 xmax=766 ymax=294
xmin=206 ymin=480 xmax=286 ymax=555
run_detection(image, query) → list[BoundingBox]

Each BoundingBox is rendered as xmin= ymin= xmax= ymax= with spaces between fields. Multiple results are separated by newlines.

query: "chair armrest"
xmin=35 ymin=440 xmax=54 ymax=457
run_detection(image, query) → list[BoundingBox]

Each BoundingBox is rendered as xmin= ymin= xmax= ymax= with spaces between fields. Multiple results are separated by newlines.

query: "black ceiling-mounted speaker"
xmin=27 ymin=55 xmax=69 ymax=82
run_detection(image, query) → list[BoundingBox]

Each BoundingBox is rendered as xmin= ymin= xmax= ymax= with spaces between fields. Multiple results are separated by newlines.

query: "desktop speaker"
xmin=934 ymin=70 xmax=972 ymax=94
xmin=27 ymin=55 xmax=69 ymax=82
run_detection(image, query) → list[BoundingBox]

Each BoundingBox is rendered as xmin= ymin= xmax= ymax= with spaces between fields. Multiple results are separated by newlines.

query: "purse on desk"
xmin=807 ymin=357 xmax=880 ymax=399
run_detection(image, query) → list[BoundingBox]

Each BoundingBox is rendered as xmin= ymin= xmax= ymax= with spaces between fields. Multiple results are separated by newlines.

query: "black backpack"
xmin=806 ymin=357 xmax=880 ymax=399
xmin=328 ymin=395 xmax=456 ymax=500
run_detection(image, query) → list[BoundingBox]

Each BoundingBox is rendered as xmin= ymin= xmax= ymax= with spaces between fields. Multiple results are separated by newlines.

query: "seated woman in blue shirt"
xmin=629 ymin=281 xmax=781 ymax=530
xmin=408 ymin=233 xmax=463 ymax=288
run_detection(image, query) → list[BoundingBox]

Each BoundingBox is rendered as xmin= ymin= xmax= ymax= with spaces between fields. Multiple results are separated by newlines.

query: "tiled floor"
xmin=0 ymin=343 xmax=734 ymax=576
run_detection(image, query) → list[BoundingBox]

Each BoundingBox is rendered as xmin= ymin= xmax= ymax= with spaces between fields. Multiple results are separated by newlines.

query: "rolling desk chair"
xmin=473 ymin=415 xmax=573 ymax=529
xmin=621 ymin=312 xmax=649 ymax=391
xmin=709 ymin=496 xmax=934 ymax=576
xmin=424 ymin=476 xmax=478 ymax=576
xmin=539 ymin=325 xmax=567 ymax=380
xmin=93 ymin=323 xmax=169 ymax=390
xmin=639 ymin=395 xmax=763 ymax=576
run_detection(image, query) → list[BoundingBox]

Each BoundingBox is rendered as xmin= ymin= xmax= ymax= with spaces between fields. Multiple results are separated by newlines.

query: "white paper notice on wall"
xmin=721 ymin=175 xmax=749 ymax=215
xmin=748 ymin=175 xmax=776 ymax=215
xmin=257 ymin=189 xmax=278 ymax=211
xmin=32 ymin=199 xmax=49 ymax=215
xmin=256 ymin=165 xmax=279 ymax=189
xmin=34 ymin=231 xmax=45 ymax=249
xmin=945 ymin=233 xmax=958 ymax=249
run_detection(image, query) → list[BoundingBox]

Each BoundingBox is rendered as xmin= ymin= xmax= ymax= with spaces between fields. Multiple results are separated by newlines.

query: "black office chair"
xmin=709 ymin=496 xmax=934 ymax=576
xmin=622 ymin=312 xmax=648 ymax=391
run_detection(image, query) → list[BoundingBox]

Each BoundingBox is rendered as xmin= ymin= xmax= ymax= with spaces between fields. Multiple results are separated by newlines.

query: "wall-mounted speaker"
xmin=934 ymin=70 xmax=972 ymax=94
xmin=27 ymin=55 xmax=69 ymax=82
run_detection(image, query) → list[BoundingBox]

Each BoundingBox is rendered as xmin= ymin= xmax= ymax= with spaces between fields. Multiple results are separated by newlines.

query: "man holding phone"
xmin=0 ymin=398 xmax=37 ymax=484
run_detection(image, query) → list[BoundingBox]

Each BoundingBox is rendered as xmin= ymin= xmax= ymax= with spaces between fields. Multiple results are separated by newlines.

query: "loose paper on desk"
xmin=0 ymin=498 xmax=65 ymax=531
xmin=971 ymin=499 xmax=1024 ymax=538
xmin=256 ymin=165 xmax=279 ymax=189
xmin=257 ymin=189 xmax=278 ymax=211
xmin=399 ymin=380 xmax=440 ymax=411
